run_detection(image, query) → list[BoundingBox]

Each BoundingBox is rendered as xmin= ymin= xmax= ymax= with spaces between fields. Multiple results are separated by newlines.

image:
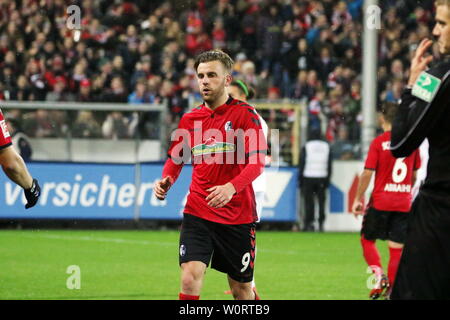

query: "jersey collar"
xmin=202 ymin=96 xmax=234 ymax=114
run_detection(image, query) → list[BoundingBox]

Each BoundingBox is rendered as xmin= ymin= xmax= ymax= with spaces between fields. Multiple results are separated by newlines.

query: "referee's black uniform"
xmin=390 ymin=58 xmax=450 ymax=299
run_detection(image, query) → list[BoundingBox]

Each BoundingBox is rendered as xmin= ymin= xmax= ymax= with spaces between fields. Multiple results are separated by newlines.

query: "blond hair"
xmin=194 ymin=49 xmax=234 ymax=74
xmin=435 ymin=0 xmax=450 ymax=7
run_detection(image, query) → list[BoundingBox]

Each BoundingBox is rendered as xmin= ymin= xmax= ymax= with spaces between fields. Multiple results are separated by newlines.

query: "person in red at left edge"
xmin=153 ymin=50 xmax=267 ymax=300
xmin=0 ymin=109 xmax=40 ymax=209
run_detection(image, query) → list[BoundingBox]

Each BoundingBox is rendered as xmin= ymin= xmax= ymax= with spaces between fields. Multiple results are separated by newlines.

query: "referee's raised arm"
xmin=391 ymin=38 xmax=450 ymax=158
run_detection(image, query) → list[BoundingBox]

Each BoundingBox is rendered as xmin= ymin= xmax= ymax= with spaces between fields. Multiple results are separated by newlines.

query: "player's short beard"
xmin=202 ymin=79 xmax=226 ymax=104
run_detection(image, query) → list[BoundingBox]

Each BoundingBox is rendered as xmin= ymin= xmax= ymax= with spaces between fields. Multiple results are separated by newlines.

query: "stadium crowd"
xmin=0 ymin=0 xmax=440 ymax=160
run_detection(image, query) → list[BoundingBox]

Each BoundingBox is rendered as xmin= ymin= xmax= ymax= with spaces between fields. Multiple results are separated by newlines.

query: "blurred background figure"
xmin=298 ymin=129 xmax=332 ymax=232
xmin=72 ymin=111 xmax=102 ymax=139
xmin=102 ymin=111 xmax=130 ymax=140
xmin=6 ymin=118 xmax=32 ymax=162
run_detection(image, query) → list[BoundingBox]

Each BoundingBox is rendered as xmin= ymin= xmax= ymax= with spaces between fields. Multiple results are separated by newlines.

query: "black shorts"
xmin=360 ymin=207 xmax=409 ymax=243
xmin=391 ymin=190 xmax=450 ymax=300
xmin=179 ymin=213 xmax=256 ymax=283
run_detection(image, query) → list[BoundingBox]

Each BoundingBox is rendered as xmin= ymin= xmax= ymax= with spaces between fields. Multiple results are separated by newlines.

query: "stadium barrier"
xmin=0 ymin=162 xmax=298 ymax=222
xmin=0 ymin=161 xmax=364 ymax=231
xmin=1 ymin=100 xmax=168 ymax=162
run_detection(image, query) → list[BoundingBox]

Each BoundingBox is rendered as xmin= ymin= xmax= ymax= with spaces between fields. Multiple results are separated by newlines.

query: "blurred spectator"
xmin=315 ymin=47 xmax=337 ymax=84
xmin=211 ymin=17 xmax=226 ymax=50
xmin=25 ymin=60 xmax=47 ymax=101
xmin=102 ymin=111 xmax=130 ymax=139
xmin=24 ymin=110 xmax=55 ymax=138
xmin=101 ymin=76 xmax=128 ymax=103
xmin=185 ymin=17 xmax=212 ymax=57
xmin=288 ymin=38 xmax=315 ymax=81
xmin=128 ymin=78 xmax=152 ymax=104
xmin=346 ymin=80 xmax=362 ymax=141
xmin=158 ymin=56 xmax=178 ymax=82
xmin=6 ymin=118 xmax=33 ymax=162
xmin=290 ymin=70 xmax=314 ymax=100
xmin=45 ymin=76 xmax=75 ymax=102
xmin=332 ymin=125 xmax=356 ymax=160
xmin=307 ymin=90 xmax=326 ymax=136
xmin=259 ymin=3 xmax=284 ymax=84
xmin=72 ymin=111 xmax=102 ymax=139
xmin=384 ymin=79 xmax=404 ymax=103
xmin=168 ymin=74 xmax=191 ymax=122
xmin=76 ymin=79 xmax=95 ymax=102
xmin=10 ymin=75 xmax=32 ymax=101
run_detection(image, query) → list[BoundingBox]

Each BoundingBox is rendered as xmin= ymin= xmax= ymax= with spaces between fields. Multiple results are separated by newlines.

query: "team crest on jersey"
xmin=191 ymin=137 xmax=235 ymax=156
xmin=179 ymin=244 xmax=186 ymax=257
xmin=0 ymin=120 xmax=10 ymax=138
xmin=224 ymin=121 xmax=233 ymax=131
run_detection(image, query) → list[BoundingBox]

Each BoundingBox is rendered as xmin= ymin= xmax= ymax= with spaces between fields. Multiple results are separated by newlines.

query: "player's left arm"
xmin=206 ymin=108 xmax=267 ymax=208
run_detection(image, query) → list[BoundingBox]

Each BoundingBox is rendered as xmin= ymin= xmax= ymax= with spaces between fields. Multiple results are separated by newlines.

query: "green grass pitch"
xmin=0 ymin=229 xmax=390 ymax=300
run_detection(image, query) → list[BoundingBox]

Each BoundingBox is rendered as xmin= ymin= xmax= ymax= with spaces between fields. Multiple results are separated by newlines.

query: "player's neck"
xmin=205 ymin=93 xmax=229 ymax=110
xmin=382 ymin=123 xmax=392 ymax=132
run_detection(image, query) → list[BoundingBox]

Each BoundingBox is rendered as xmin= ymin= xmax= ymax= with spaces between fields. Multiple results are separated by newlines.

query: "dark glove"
xmin=24 ymin=178 xmax=41 ymax=209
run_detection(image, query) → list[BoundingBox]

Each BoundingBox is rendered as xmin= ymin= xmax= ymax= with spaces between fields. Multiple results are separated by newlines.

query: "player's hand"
xmin=205 ymin=183 xmax=236 ymax=208
xmin=351 ymin=200 xmax=364 ymax=217
xmin=24 ymin=178 xmax=41 ymax=209
xmin=153 ymin=176 xmax=173 ymax=200
xmin=408 ymin=38 xmax=434 ymax=87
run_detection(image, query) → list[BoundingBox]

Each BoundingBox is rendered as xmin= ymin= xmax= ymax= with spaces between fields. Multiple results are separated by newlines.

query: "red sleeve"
xmin=230 ymin=108 xmax=267 ymax=193
xmin=364 ymin=138 xmax=378 ymax=170
xmin=230 ymin=153 xmax=265 ymax=193
xmin=0 ymin=111 xmax=12 ymax=149
xmin=162 ymin=157 xmax=183 ymax=184
xmin=163 ymin=117 xmax=190 ymax=183
xmin=166 ymin=116 xmax=190 ymax=164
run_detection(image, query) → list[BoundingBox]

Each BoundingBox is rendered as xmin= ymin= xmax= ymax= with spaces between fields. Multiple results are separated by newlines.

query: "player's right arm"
xmin=0 ymin=146 xmax=40 ymax=209
xmin=352 ymin=169 xmax=374 ymax=216
xmin=153 ymin=117 xmax=190 ymax=200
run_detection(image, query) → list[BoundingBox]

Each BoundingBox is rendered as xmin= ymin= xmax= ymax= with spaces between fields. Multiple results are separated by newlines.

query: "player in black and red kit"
xmin=0 ymin=109 xmax=40 ymax=209
xmin=153 ymin=50 xmax=267 ymax=300
xmin=390 ymin=1 xmax=450 ymax=300
xmin=352 ymin=103 xmax=421 ymax=299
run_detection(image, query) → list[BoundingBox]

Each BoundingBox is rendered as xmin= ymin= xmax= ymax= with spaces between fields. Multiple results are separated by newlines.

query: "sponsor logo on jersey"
xmin=191 ymin=138 xmax=235 ymax=156
xmin=0 ymin=120 xmax=10 ymax=138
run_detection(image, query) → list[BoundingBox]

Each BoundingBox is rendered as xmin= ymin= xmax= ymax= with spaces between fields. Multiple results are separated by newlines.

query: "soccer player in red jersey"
xmin=351 ymin=102 xmax=421 ymax=299
xmin=153 ymin=50 xmax=267 ymax=300
xmin=0 ymin=109 xmax=40 ymax=209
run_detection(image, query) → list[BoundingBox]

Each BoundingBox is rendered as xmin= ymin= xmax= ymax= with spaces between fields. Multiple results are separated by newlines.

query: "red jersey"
xmin=365 ymin=131 xmax=421 ymax=212
xmin=0 ymin=109 xmax=12 ymax=149
xmin=164 ymin=97 xmax=267 ymax=225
